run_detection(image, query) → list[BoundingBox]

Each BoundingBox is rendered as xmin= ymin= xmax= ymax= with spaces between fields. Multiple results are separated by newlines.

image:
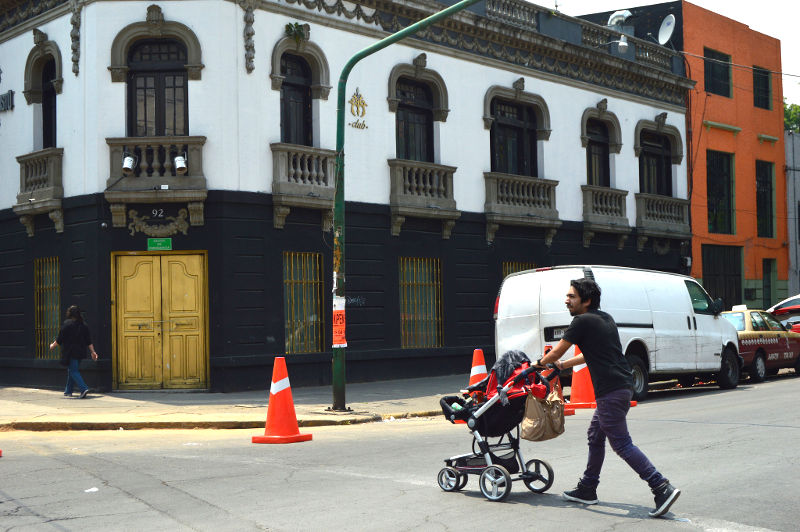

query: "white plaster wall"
xmin=0 ymin=0 xmax=688 ymax=229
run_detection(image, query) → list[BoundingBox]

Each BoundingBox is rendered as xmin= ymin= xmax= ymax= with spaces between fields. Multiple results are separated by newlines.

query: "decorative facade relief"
xmin=239 ymin=0 xmax=256 ymax=73
xmin=70 ymin=0 xmax=81 ymax=75
xmin=127 ymin=209 xmax=189 ymax=237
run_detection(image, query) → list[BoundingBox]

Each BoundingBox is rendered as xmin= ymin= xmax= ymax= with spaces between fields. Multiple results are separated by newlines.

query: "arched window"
xmin=127 ymin=39 xmax=188 ymax=137
xmin=639 ymin=131 xmax=672 ymax=196
xmin=396 ymin=78 xmax=434 ymax=163
xmin=490 ymin=97 xmax=538 ymax=177
xmin=586 ymin=119 xmax=609 ymax=187
xmin=41 ymin=58 xmax=57 ymax=149
xmin=280 ymin=53 xmax=312 ymax=146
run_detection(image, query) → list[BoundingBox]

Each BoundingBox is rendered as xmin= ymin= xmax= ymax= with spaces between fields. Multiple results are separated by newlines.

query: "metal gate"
xmin=701 ymin=244 xmax=742 ymax=310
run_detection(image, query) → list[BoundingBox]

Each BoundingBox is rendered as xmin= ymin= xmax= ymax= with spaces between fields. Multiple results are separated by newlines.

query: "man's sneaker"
xmin=562 ymin=482 xmax=598 ymax=505
xmin=79 ymin=389 xmax=89 ymax=399
xmin=649 ymin=481 xmax=680 ymax=517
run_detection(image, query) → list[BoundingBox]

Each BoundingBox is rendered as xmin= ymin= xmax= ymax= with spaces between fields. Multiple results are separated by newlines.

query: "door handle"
xmin=687 ymin=316 xmax=691 ymax=329
xmin=693 ymin=317 xmax=697 ymax=329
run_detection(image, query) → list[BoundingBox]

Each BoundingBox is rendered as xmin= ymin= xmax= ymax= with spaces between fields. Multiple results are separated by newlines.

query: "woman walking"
xmin=50 ymin=305 xmax=99 ymax=398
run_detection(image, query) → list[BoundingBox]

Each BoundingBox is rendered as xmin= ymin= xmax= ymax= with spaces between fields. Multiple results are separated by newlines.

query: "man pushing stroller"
xmin=537 ymin=278 xmax=680 ymax=518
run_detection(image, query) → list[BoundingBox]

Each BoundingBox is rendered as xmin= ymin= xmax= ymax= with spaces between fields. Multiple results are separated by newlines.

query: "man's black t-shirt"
xmin=562 ymin=309 xmax=633 ymax=398
xmin=56 ymin=319 xmax=92 ymax=361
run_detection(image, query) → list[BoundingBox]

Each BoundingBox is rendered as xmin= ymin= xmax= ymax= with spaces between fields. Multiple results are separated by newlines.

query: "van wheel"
xmin=750 ymin=353 xmax=766 ymax=383
xmin=627 ymin=354 xmax=648 ymax=401
xmin=717 ymin=347 xmax=740 ymax=389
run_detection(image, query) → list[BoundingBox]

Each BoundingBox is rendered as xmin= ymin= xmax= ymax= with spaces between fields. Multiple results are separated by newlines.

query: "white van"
xmin=494 ymin=265 xmax=742 ymax=400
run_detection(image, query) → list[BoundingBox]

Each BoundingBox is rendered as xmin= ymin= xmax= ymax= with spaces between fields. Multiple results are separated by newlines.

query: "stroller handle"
xmin=512 ymin=364 xmax=560 ymax=396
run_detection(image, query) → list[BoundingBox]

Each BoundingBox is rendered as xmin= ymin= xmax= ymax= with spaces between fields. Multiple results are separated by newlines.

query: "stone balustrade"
xmin=581 ymin=185 xmax=631 ymax=248
xmin=388 ymin=159 xmax=460 ymax=239
xmin=635 ymin=192 xmax=690 ymax=250
xmin=486 ymin=0 xmax=540 ymax=31
xmin=105 ymin=136 xmax=208 ymax=229
xmin=484 ymin=171 xmax=561 ymax=244
xmin=271 ymin=143 xmax=336 ymax=230
xmin=13 ymin=147 xmax=64 ymax=236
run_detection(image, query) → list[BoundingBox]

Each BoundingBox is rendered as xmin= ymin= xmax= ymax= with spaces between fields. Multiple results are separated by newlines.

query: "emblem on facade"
xmin=128 ymin=208 xmax=189 ymax=237
xmin=348 ymin=88 xmax=367 ymax=129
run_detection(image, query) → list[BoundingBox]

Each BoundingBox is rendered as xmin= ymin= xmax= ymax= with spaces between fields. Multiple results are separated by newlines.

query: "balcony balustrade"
xmin=635 ymin=193 xmax=691 ymax=251
xmin=581 ymin=185 xmax=631 ymax=249
xmin=484 ymin=171 xmax=561 ymax=244
xmin=271 ymin=143 xmax=336 ymax=230
xmin=105 ymin=136 xmax=207 ymax=228
xmin=13 ymin=147 xmax=64 ymax=236
xmin=388 ymin=159 xmax=460 ymax=239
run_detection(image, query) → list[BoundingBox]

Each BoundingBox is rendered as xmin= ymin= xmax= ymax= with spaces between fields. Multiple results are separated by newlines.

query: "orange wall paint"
xmin=682 ymin=1 xmax=787 ymax=283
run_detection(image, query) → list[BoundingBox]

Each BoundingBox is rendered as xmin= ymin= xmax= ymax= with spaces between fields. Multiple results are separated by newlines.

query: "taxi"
xmin=721 ymin=306 xmax=800 ymax=382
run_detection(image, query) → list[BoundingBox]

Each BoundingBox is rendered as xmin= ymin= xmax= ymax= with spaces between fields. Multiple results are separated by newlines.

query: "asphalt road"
xmin=1 ymin=375 xmax=798 ymax=531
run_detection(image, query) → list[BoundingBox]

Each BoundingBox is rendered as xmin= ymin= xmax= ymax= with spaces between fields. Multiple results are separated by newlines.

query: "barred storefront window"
xmin=283 ymin=252 xmax=324 ymax=354
xmin=34 ymin=257 xmax=60 ymax=359
xmin=502 ymin=261 xmax=536 ymax=278
xmin=399 ymin=257 xmax=442 ymax=348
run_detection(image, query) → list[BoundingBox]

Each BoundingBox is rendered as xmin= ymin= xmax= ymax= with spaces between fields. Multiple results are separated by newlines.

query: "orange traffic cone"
xmin=252 ymin=357 xmax=312 ymax=444
xmin=567 ymin=346 xmax=597 ymax=409
xmin=468 ymin=348 xmax=488 ymax=388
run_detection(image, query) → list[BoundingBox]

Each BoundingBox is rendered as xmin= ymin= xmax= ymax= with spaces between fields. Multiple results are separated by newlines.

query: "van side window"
xmin=684 ymin=281 xmax=715 ymax=314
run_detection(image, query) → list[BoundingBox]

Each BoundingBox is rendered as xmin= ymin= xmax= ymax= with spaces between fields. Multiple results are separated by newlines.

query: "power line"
xmin=680 ymin=50 xmax=800 ymax=79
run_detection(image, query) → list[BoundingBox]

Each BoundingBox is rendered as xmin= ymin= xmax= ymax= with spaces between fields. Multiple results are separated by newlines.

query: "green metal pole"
xmin=331 ymin=0 xmax=483 ymax=410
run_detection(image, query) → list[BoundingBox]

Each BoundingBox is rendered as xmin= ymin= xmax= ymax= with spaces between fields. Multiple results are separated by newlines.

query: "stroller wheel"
xmin=437 ymin=467 xmax=461 ymax=492
xmin=457 ymin=472 xmax=469 ymax=490
xmin=523 ymin=459 xmax=554 ymax=493
xmin=478 ymin=465 xmax=512 ymax=501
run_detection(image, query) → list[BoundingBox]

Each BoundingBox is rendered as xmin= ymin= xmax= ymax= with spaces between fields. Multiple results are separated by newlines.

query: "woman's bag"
xmin=521 ymin=388 xmax=565 ymax=441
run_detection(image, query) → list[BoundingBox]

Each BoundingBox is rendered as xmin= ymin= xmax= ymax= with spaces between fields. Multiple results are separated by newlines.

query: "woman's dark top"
xmin=56 ymin=319 xmax=92 ymax=361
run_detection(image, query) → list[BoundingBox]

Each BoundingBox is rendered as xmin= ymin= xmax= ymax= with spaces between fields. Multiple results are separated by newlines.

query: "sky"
xmin=546 ymin=0 xmax=800 ymax=106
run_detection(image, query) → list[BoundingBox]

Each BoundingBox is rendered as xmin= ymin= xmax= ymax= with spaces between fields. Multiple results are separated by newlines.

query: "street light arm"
xmin=331 ymin=0 xmax=484 ymax=411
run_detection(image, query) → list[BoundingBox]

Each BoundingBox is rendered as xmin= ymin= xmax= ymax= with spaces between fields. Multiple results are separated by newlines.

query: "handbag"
xmin=521 ymin=388 xmax=565 ymax=441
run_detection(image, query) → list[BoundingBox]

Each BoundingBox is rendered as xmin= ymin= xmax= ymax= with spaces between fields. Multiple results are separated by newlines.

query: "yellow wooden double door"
xmin=113 ymin=253 xmax=208 ymax=389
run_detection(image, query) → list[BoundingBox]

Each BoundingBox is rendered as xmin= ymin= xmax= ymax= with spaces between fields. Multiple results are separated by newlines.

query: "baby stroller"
xmin=438 ymin=350 xmax=560 ymax=501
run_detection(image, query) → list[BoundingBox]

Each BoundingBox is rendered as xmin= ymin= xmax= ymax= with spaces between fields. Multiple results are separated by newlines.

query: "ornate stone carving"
xmin=483 ymin=84 xmax=550 ymax=138
xmin=637 ymin=235 xmax=648 ymax=252
xmin=127 ymin=208 xmax=189 ymax=237
xmin=19 ymin=215 xmax=34 ymax=237
xmin=387 ymin=61 xmax=449 ymax=121
xmin=243 ymin=4 xmax=255 ymax=74
xmin=273 ymin=206 xmax=291 ymax=229
xmin=33 ymin=28 xmax=47 ymax=45
xmin=269 ymin=37 xmax=331 ymax=99
xmin=110 ymin=203 xmax=127 ymax=227
xmin=24 ymin=33 xmax=64 ymax=104
xmin=48 ymin=209 xmax=64 ymax=233
xmin=146 ymin=4 xmax=165 ymax=30
xmin=70 ymin=1 xmax=81 ymax=75
xmin=187 ymin=202 xmax=204 ymax=226
xmin=655 ymin=112 xmax=668 ymax=129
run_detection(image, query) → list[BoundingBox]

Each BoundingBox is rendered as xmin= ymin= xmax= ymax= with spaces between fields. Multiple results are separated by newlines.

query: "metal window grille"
xmin=756 ymin=160 xmax=774 ymax=238
xmin=283 ymin=252 xmax=324 ymax=354
xmin=503 ymin=261 xmax=536 ymax=278
xmin=34 ymin=257 xmax=60 ymax=359
xmin=762 ymin=258 xmax=775 ymax=309
xmin=399 ymin=257 xmax=442 ymax=348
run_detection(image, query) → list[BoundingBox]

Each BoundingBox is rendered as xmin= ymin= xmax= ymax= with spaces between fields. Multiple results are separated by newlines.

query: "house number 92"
xmin=152 ymin=208 xmax=165 ymax=218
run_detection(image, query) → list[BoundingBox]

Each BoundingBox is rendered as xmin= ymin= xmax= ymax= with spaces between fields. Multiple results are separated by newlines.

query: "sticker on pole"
xmin=332 ymin=296 xmax=347 ymax=348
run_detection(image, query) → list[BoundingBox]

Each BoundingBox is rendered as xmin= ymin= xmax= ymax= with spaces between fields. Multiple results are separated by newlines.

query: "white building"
xmin=0 ymin=0 xmax=692 ymax=391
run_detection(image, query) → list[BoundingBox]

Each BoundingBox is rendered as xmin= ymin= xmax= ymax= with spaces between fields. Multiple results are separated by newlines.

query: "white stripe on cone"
xmin=270 ymin=376 xmax=290 ymax=395
xmin=573 ymin=363 xmax=587 ymax=372
xmin=470 ymin=365 xmax=487 ymax=377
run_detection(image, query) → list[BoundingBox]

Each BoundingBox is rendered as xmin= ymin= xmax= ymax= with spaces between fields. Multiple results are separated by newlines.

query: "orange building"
xmin=583 ymin=1 xmax=786 ymax=309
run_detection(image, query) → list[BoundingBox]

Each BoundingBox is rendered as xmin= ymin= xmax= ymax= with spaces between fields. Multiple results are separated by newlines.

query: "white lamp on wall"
xmin=174 ymin=152 xmax=188 ymax=175
xmin=122 ymin=153 xmax=138 ymax=176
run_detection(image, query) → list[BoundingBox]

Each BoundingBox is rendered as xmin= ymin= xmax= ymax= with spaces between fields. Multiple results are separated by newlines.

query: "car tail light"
xmin=493 ymin=295 xmax=499 ymax=320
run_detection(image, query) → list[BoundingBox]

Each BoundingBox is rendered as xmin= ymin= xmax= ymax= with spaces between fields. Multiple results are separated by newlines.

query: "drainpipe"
xmin=331 ymin=0 xmax=485 ymax=411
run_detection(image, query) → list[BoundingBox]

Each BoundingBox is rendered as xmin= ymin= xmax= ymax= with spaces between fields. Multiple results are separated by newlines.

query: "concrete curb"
xmin=0 ymin=410 xmax=444 ymax=432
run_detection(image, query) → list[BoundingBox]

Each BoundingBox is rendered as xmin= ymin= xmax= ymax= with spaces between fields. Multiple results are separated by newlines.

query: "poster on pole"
xmin=332 ymin=296 xmax=347 ymax=348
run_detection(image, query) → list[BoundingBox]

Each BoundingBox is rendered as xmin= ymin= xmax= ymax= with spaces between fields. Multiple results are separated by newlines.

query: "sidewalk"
xmin=0 ymin=374 xmax=476 ymax=431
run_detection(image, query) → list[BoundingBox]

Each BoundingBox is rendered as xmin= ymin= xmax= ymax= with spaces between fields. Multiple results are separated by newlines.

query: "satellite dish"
xmin=658 ymin=14 xmax=676 ymax=45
